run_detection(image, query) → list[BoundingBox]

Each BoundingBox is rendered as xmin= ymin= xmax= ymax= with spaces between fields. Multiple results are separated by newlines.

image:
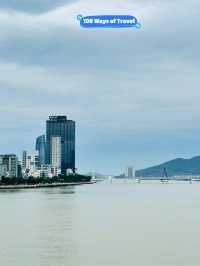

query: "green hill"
xmin=135 ymin=156 xmax=200 ymax=177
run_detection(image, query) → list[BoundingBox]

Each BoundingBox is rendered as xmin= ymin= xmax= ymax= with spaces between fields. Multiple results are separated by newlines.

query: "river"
xmin=0 ymin=180 xmax=200 ymax=266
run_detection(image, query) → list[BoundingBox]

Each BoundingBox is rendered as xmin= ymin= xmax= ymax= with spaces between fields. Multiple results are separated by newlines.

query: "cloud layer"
xmin=0 ymin=0 xmax=78 ymax=14
xmin=0 ymin=0 xmax=200 ymax=173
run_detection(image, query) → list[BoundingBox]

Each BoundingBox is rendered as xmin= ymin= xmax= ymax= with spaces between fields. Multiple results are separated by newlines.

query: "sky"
xmin=0 ymin=0 xmax=200 ymax=175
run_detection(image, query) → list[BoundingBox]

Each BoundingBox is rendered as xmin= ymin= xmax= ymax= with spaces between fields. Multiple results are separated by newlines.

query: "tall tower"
xmin=126 ymin=166 xmax=134 ymax=178
xmin=35 ymin=135 xmax=46 ymax=165
xmin=46 ymin=116 xmax=75 ymax=173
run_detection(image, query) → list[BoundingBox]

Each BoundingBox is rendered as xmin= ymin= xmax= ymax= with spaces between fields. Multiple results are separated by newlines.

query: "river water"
xmin=0 ymin=180 xmax=200 ymax=266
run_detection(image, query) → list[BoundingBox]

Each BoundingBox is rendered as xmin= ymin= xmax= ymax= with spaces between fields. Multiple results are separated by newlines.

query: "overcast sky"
xmin=0 ymin=0 xmax=200 ymax=174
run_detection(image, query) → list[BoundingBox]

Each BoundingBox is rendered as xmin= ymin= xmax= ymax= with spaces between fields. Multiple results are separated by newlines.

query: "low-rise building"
xmin=31 ymin=165 xmax=61 ymax=178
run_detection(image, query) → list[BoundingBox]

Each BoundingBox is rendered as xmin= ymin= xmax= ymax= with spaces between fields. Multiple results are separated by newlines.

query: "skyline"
xmin=0 ymin=0 xmax=200 ymax=174
xmin=2 ymin=114 xmax=200 ymax=176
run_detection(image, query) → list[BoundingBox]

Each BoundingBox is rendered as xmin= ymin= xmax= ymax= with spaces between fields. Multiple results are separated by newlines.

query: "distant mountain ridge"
xmin=135 ymin=156 xmax=200 ymax=177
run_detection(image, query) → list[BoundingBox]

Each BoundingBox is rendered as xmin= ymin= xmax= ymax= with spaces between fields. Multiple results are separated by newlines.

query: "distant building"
xmin=35 ymin=135 xmax=46 ymax=165
xmin=125 ymin=166 xmax=134 ymax=178
xmin=46 ymin=116 xmax=75 ymax=173
xmin=22 ymin=150 xmax=27 ymax=169
xmin=17 ymin=161 xmax=22 ymax=178
xmin=31 ymin=165 xmax=61 ymax=178
xmin=22 ymin=151 xmax=39 ymax=177
xmin=22 ymin=149 xmax=61 ymax=178
xmin=0 ymin=154 xmax=18 ymax=178
xmin=0 ymin=164 xmax=7 ymax=178
xmin=51 ymin=136 xmax=61 ymax=169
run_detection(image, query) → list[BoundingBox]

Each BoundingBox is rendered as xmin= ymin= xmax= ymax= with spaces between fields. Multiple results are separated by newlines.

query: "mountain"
xmin=135 ymin=156 xmax=200 ymax=177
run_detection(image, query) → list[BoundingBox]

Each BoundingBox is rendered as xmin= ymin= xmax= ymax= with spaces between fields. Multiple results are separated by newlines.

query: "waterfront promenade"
xmin=0 ymin=181 xmax=96 ymax=190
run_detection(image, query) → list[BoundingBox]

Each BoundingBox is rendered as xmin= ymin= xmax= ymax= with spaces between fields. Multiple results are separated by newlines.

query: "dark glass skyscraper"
xmin=36 ymin=135 xmax=46 ymax=165
xmin=46 ymin=116 xmax=75 ymax=173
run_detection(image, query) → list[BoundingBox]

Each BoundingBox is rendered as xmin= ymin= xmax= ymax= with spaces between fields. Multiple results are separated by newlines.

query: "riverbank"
xmin=0 ymin=181 xmax=96 ymax=190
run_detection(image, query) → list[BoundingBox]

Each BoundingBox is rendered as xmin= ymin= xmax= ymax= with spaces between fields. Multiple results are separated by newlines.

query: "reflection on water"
xmin=43 ymin=186 xmax=75 ymax=195
xmin=0 ymin=187 xmax=75 ymax=195
xmin=1 ymin=180 xmax=200 ymax=266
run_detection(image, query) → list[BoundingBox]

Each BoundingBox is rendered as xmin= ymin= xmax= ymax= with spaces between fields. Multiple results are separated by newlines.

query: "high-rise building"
xmin=22 ymin=150 xmax=27 ymax=169
xmin=125 ymin=166 xmax=134 ymax=178
xmin=46 ymin=116 xmax=75 ymax=173
xmin=36 ymin=135 xmax=46 ymax=165
xmin=51 ymin=136 xmax=61 ymax=168
xmin=0 ymin=154 xmax=18 ymax=178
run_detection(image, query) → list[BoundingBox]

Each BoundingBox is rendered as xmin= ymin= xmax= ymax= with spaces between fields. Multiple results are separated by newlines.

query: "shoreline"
xmin=0 ymin=181 xmax=96 ymax=190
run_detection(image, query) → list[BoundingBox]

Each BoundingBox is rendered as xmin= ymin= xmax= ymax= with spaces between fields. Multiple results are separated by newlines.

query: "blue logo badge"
xmin=77 ymin=15 xmax=141 ymax=29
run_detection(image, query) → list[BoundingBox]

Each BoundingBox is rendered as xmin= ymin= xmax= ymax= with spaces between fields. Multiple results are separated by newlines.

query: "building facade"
xmin=35 ymin=135 xmax=46 ymax=165
xmin=0 ymin=154 xmax=18 ymax=178
xmin=22 ymin=150 xmax=27 ymax=169
xmin=22 ymin=151 xmax=39 ymax=177
xmin=31 ymin=165 xmax=61 ymax=178
xmin=46 ymin=116 xmax=75 ymax=173
xmin=125 ymin=166 xmax=134 ymax=178
xmin=51 ymin=136 xmax=61 ymax=169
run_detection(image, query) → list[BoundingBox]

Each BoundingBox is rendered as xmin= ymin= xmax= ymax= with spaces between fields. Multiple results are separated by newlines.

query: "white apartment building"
xmin=51 ymin=136 xmax=61 ymax=169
